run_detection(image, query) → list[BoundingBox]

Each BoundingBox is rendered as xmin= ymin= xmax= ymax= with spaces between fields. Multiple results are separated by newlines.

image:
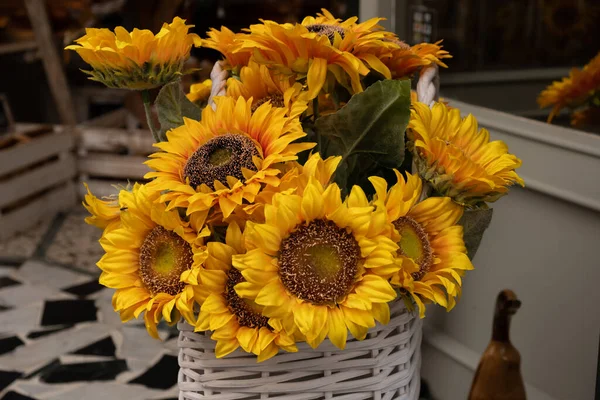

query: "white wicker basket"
xmin=177 ymin=63 xmax=439 ymax=400
xmin=177 ymin=300 xmax=422 ymax=400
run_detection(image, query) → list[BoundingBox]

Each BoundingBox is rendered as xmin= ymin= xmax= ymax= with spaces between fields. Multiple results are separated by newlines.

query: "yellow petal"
xmin=371 ymin=302 xmax=391 ymax=325
xmin=214 ymin=338 xmax=239 ymax=358
xmin=327 ymin=307 xmax=348 ymax=350
xmin=306 ymin=58 xmax=328 ymax=99
xmin=236 ymin=326 xmax=259 ymax=352
xmin=257 ymin=342 xmax=279 ymax=362
xmin=293 ymin=301 xmax=315 ymax=335
xmin=354 ymin=275 xmax=397 ymax=303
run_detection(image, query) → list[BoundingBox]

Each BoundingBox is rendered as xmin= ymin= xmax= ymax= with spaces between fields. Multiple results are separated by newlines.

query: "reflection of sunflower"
xmin=409 ymin=102 xmax=524 ymax=207
xmin=370 ymin=172 xmax=473 ymax=318
xmin=196 ymin=223 xmax=297 ymax=361
xmin=187 ymin=79 xmax=212 ymax=105
xmin=233 ymin=179 xmax=398 ymax=349
xmin=203 ymin=27 xmax=251 ymax=70
xmin=237 ymin=20 xmax=368 ymax=99
xmin=226 ymin=60 xmax=308 ymax=119
xmin=66 ymin=17 xmax=201 ymax=89
xmin=145 ymin=96 xmax=314 ymax=219
xmin=98 ymin=184 xmax=208 ymax=338
xmin=538 ymin=52 xmax=600 ymax=122
xmin=82 ymin=183 xmax=121 ymax=233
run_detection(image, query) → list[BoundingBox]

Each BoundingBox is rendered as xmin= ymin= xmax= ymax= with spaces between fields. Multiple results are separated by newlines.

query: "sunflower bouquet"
xmin=70 ymin=10 xmax=523 ymax=368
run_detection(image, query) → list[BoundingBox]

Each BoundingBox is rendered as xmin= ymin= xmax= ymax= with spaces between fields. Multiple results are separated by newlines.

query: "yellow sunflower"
xmin=187 ymin=79 xmax=212 ymax=105
xmin=145 ymin=96 xmax=315 ymax=219
xmin=409 ymin=102 xmax=524 ymax=207
xmin=82 ymin=183 xmax=121 ymax=233
xmin=195 ymin=223 xmax=297 ymax=361
xmin=359 ymin=40 xmax=451 ymax=80
xmin=538 ymin=52 xmax=600 ymax=122
xmin=226 ymin=60 xmax=308 ymax=119
xmin=369 ymin=172 xmax=473 ymax=318
xmin=300 ymin=9 xmax=397 ymax=80
xmin=233 ymin=178 xmax=398 ymax=349
xmin=203 ymin=27 xmax=252 ymax=70
xmin=98 ymin=183 xmax=209 ymax=338
xmin=236 ymin=20 xmax=368 ymax=99
xmin=66 ymin=17 xmax=201 ymax=89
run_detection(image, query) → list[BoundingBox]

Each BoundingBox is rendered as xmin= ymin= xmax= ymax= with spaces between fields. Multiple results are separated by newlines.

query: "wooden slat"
xmin=13 ymin=123 xmax=54 ymax=134
xmin=0 ymin=40 xmax=38 ymax=55
xmin=24 ymin=0 xmax=77 ymax=126
xmin=0 ymin=182 xmax=76 ymax=240
xmin=77 ymin=154 xmax=150 ymax=179
xmin=80 ymin=127 xmax=155 ymax=155
xmin=0 ymin=155 xmax=76 ymax=208
xmin=81 ymin=108 xmax=128 ymax=128
xmin=0 ymin=131 xmax=74 ymax=177
xmin=78 ymin=178 xmax=132 ymax=199
xmin=75 ymin=86 xmax=127 ymax=104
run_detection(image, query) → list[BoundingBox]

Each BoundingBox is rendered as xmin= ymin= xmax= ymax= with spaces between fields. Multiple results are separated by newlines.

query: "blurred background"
xmin=2 ymin=0 xmax=599 ymax=125
xmin=0 ymin=1 xmax=598 ymax=400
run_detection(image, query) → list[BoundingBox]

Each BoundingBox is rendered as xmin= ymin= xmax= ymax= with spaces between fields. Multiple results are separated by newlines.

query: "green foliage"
xmin=155 ymin=80 xmax=201 ymax=140
xmin=459 ymin=208 xmax=494 ymax=259
xmin=314 ymin=79 xmax=411 ymax=195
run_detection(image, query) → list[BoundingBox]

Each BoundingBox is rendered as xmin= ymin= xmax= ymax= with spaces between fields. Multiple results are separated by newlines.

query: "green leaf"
xmin=155 ymin=80 xmax=201 ymax=139
xmin=459 ymin=208 xmax=494 ymax=260
xmin=314 ymin=79 xmax=411 ymax=194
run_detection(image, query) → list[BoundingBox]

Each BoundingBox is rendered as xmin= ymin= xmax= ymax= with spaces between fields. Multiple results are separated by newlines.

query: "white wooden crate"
xmin=0 ymin=124 xmax=77 ymax=240
xmin=77 ymin=108 xmax=155 ymax=199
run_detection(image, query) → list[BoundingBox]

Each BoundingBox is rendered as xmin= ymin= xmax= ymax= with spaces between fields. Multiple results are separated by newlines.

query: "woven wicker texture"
xmin=178 ymin=301 xmax=422 ymax=400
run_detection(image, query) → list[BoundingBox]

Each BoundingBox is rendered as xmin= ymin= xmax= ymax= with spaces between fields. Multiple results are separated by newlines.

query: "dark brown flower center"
xmin=305 ymin=23 xmax=345 ymax=44
xmin=183 ymin=133 xmax=260 ymax=190
xmin=279 ymin=219 xmax=360 ymax=305
xmin=383 ymin=37 xmax=411 ymax=50
xmin=225 ymin=268 xmax=270 ymax=329
xmin=393 ymin=216 xmax=433 ymax=281
xmin=251 ymin=94 xmax=285 ymax=112
xmin=139 ymin=226 xmax=193 ymax=296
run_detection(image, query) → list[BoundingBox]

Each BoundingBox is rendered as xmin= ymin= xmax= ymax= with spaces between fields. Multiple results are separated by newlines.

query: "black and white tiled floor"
xmin=0 ymin=211 xmax=179 ymax=400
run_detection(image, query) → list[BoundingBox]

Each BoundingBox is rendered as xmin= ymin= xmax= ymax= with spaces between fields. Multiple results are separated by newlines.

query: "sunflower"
xmin=98 ymin=184 xmax=209 ymax=338
xmin=226 ymin=60 xmax=308 ymax=119
xmin=145 ymin=96 xmax=315 ymax=219
xmin=538 ymin=52 xmax=600 ymax=122
xmin=66 ymin=17 xmax=201 ymax=90
xmin=195 ymin=223 xmax=297 ymax=361
xmin=187 ymin=79 xmax=212 ymax=105
xmin=233 ymin=178 xmax=398 ymax=349
xmin=82 ymin=183 xmax=121 ymax=233
xmin=203 ymin=27 xmax=252 ymax=70
xmin=300 ymin=9 xmax=398 ymax=80
xmin=236 ymin=20 xmax=369 ymax=99
xmin=369 ymin=172 xmax=473 ymax=318
xmin=358 ymin=40 xmax=451 ymax=81
xmin=409 ymin=102 xmax=524 ymax=207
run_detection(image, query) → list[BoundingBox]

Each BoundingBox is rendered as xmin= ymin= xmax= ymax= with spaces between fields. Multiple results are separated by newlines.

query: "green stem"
xmin=141 ymin=90 xmax=160 ymax=142
xmin=313 ymin=97 xmax=322 ymax=152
